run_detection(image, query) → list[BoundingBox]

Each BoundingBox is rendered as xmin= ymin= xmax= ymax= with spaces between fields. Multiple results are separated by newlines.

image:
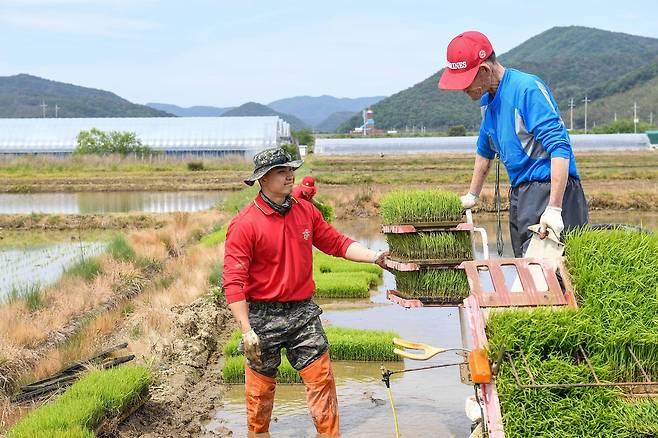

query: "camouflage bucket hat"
xmin=244 ymin=147 xmax=304 ymax=186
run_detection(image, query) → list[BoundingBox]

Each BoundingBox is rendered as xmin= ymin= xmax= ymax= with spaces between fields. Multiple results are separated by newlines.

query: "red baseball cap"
xmin=301 ymin=176 xmax=315 ymax=187
xmin=438 ymin=31 xmax=493 ymax=90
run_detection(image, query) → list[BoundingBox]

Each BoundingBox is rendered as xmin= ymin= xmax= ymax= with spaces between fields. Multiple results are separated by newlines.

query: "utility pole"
xmin=569 ymin=98 xmax=574 ymax=130
xmin=582 ymin=96 xmax=590 ymax=133
xmin=40 ymin=99 xmax=47 ymax=118
xmin=55 ymin=104 xmax=59 ymax=118
xmin=650 ymin=112 xmax=654 ymax=126
xmin=633 ymin=102 xmax=639 ymax=134
xmin=614 ymin=112 xmax=617 ymax=122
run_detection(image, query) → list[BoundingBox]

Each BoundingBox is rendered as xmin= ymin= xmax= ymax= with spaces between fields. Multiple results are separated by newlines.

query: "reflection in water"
xmin=0 ymin=191 xmax=228 ymax=214
xmin=0 ymin=241 xmax=106 ymax=299
xmin=207 ymin=211 xmax=658 ymax=437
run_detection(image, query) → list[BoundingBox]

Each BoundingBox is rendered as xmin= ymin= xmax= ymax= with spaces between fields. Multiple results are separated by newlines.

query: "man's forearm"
xmin=549 ymin=157 xmax=569 ymax=208
xmin=468 ymin=155 xmax=493 ymax=196
xmin=344 ymin=242 xmax=378 ymax=263
xmin=228 ymin=300 xmax=251 ymax=334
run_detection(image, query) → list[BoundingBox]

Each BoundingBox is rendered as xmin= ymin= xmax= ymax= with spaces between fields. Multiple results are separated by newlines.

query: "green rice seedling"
xmin=394 ymin=269 xmax=469 ymax=301
xmin=224 ymin=327 xmax=401 ymax=362
xmin=379 ymin=189 xmax=463 ymax=225
xmin=314 ymin=272 xmax=377 ymax=298
xmin=326 ymin=327 xmax=401 ymax=362
xmin=107 ymin=235 xmax=136 ymax=262
xmin=8 ymin=366 xmax=151 ymax=438
xmin=387 ymin=231 xmax=472 ymax=261
xmin=313 ymin=252 xmax=382 ymax=275
xmin=65 ymin=257 xmax=102 ymax=281
xmin=486 ymin=228 xmax=658 ymax=436
xmin=200 ymin=224 xmax=228 ymax=247
xmin=222 ymin=354 xmax=302 ymax=384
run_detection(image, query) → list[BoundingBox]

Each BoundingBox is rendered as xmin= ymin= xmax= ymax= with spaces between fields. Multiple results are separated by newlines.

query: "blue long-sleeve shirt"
xmin=476 ymin=69 xmax=580 ymax=187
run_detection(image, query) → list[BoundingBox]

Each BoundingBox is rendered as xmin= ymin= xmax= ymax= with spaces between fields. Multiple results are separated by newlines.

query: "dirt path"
xmin=118 ymin=297 xmax=236 ymax=438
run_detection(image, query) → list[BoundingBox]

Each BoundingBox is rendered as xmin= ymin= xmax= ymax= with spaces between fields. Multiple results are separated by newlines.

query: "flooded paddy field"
xmin=207 ymin=211 xmax=658 ymax=437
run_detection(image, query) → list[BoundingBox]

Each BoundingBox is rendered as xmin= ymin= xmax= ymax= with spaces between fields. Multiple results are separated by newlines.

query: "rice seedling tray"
xmin=386 ymin=289 xmax=466 ymax=308
xmin=382 ymin=221 xmax=471 ymax=234
xmin=385 ymin=256 xmax=467 ymax=271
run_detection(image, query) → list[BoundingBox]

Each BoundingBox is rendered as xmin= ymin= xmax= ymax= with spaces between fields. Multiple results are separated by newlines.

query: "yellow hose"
xmin=386 ymin=385 xmax=401 ymax=438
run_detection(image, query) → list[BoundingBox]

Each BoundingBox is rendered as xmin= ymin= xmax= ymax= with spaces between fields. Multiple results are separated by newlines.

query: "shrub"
xmin=186 ymin=161 xmax=205 ymax=171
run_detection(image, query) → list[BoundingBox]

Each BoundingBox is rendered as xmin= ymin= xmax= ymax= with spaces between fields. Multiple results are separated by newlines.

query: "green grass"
xmin=65 ymin=258 xmax=103 ymax=281
xmin=209 ymin=263 xmax=223 ymax=288
xmin=7 ymin=366 xmax=151 ymax=438
xmin=218 ymin=185 xmax=259 ymax=214
xmin=486 ymin=228 xmax=658 ymax=437
xmin=379 ymin=189 xmax=463 ymax=224
xmin=107 ymin=235 xmax=136 ymax=262
xmin=387 ymin=231 xmax=472 ymax=260
xmin=200 ymin=224 xmax=228 ymax=246
xmin=313 ymin=200 xmax=334 ymax=223
xmin=5 ymin=283 xmax=43 ymax=312
xmin=394 ymin=269 xmax=469 ymax=301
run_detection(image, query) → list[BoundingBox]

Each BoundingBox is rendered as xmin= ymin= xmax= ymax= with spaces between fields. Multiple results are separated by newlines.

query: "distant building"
xmin=0 ymin=116 xmax=291 ymax=157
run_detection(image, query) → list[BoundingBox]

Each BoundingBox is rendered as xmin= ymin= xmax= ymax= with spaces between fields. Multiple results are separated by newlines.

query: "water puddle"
xmin=0 ymin=191 xmax=229 ymax=214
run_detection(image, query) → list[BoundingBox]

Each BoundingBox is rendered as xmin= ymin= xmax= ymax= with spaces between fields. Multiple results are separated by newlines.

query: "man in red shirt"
xmin=291 ymin=175 xmax=317 ymax=201
xmin=224 ymin=148 xmax=388 ymax=437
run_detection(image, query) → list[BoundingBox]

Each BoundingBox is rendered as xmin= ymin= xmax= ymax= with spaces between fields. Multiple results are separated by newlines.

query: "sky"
xmin=1 ymin=0 xmax=657 ymax=107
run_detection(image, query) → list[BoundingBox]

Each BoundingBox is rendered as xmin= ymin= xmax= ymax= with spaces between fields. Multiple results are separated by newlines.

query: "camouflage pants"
xmin=241 ymin=299 xmax=329 ymax=377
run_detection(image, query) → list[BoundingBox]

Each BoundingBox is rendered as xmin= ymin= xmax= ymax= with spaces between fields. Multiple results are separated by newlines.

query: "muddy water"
xmin=206 ymin=211 xmax=658 ymax=437
xmin=0 ymin=240 xmax=106 ymax=299
xmin=0 ymin=191 xmax=228 ymax=214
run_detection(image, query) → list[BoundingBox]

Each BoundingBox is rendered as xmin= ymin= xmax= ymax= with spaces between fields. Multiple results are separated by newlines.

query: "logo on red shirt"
xmin=303 ymin=229 xmax=311 ymax=240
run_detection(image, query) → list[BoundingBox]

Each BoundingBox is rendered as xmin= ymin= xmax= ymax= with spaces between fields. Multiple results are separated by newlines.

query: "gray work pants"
xmin=509 ymin=177 xmax=589 ymax=258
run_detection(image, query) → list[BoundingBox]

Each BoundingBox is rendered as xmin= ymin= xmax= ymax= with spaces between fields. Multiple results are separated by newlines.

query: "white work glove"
xmin=242 ymin=329 xmax=262 ymax=365
xmin=460 ymin=192 xmax=479 ymax=209
xmin=539 ymin=206 xmax=564 ymax=238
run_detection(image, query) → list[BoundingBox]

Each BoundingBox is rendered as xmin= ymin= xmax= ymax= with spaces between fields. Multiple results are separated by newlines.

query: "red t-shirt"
xmin=223 ymin=195 xmax=355 ymax=304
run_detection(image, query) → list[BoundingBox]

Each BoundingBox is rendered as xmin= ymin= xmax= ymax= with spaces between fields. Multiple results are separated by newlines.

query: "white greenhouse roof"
xmin=0 ymin=116 xmax=291 ymax=154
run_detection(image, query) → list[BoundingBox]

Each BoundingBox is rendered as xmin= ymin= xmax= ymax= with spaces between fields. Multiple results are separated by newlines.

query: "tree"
xmin=292 ymin=128 xmax=315 ymax=153
xmin=75 ymin=128 xmax=152 ymax=157
xmin=447 ymin=125 xmax=467 ymax=136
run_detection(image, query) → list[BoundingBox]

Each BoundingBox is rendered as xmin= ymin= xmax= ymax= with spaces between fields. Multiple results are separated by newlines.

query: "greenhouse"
xmin=315 ymin=133 xmax=652 ymax=155
xmin=0 ymin=116 xmax=291 ymax=157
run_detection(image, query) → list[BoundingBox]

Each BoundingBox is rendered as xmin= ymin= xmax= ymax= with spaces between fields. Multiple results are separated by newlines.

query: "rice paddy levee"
xmin=0 ymin=210 xmax=226 ymax=433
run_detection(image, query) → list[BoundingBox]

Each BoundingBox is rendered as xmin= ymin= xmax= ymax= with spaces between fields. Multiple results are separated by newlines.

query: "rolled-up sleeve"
xmin=311 ymin=206 xmax=355 ymax=257
xmin=223 ymin=219 xmax=253 ymax=304
xmin=523 ymin=82 xmax=571 ymax=159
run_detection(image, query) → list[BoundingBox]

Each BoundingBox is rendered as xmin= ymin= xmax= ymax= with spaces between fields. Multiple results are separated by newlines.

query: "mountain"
xmin=268 ymin=95 xmax=386 ymax=128
xmin=220 ymin=102 xmax=308 ymax=130
xmin=145 ymin=102 xmax=233 ymax=117
xmin=338 ymin=26 xmax=658 ymax=132
xmin=315 ymin=111 xmax=359 ymax=132
xmin=0 ymin=74 xmax=173 ymax=118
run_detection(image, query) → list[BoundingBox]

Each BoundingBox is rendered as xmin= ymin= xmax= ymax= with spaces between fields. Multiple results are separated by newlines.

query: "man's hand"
xmin=373 ymin=250 xmax=390 ymax=269
xmin=242 ymin=329 xmax=262 ymax=365
xmin=460 ymin=192 xmax=479 ymax=209
xmin=539 ymin=206 xmax=564 ymax=238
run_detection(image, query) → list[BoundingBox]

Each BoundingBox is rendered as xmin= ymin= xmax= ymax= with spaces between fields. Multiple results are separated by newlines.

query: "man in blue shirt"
xmin=438 ymin=31 xmax=588 ymax=257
